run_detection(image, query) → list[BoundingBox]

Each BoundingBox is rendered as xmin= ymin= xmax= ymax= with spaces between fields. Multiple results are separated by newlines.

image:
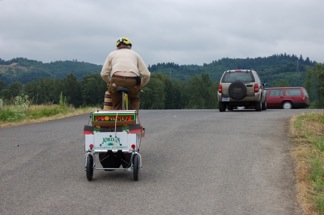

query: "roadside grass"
xmin=0 ymin=104 xmax=98 ymax=127
xmin=290 ymin=112 xmax=324 ymax=215
xmin=0 ymin=94 xmax=99 ymax=127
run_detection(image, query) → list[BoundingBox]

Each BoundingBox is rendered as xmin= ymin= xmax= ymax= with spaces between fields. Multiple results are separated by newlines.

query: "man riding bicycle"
xmin=100 ymin=37 xmax=151 ymax=110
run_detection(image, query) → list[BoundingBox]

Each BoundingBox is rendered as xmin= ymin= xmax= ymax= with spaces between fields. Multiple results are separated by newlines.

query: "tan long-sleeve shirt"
xmin=100 ymin=48 xmax=151 ymax=88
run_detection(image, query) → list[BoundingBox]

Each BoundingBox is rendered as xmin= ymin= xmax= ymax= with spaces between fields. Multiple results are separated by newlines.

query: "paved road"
xmin=1 ymin=109 xmax=319 ymax=215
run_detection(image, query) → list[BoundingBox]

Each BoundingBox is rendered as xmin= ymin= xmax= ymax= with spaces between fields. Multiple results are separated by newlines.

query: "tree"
xmin=186 ymin=73 xmax=216 ymax=109
xmin=0 ymin=80 xmax=5 ymax=91
xmin=24 ymin=79 xmax=62 ymax=104
xmin=201 ymin=73 xmax=217 ymax=108
xmin=62 ymin=74 xmax=81 ymax=107
xmin=315 ymin=64 xmax=324 ymax=108
xmin=8 ymin=82 xmax=23 ymax=98
xmin=305 ymin=63 xmax=324 ymax=108
xmin=80 ymin=74 xmax=106 ymax=106
xmin=140 ymin=74 xmax=165 ymax=109
xmin=272 ymin=79 xmax=291 ymax=87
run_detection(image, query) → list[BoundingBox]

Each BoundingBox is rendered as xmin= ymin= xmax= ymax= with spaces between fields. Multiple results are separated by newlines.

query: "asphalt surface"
xmin=1 ymin=109 xmax=320 ymax=215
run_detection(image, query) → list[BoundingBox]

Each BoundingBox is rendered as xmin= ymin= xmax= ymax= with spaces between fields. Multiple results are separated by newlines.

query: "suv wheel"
xmin=262 ymin=100 xmax=267 ymax=110
xmin=228 ymin=81 xmax=247 ymax=100
xmin=219 ymin=102 xmax=226 ymax=112
xmin=255 ymin=100 xmax=262 ymax=111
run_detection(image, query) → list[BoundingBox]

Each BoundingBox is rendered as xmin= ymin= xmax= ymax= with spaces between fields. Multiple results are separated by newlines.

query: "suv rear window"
xmin=222 ymin=71 xmax=255 ymax=83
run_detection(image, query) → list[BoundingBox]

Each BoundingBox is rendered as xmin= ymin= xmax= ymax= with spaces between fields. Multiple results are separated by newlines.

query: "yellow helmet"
xmin=116 ymin=37 xmax=132 ymax=48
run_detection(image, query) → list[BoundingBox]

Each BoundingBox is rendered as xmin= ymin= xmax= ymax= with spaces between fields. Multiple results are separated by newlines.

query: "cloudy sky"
xmin=0 ymin=0 xmax=323 ymax=66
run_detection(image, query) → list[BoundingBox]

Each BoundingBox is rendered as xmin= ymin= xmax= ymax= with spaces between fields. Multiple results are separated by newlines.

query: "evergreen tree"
xmin=80 ymin=74 xmax=106 ymax=106
xmin=305 ymin=63 xmax=324 ymax=108
xmin=140 ymin=74 xmax=165 ymax=109
xmin=63 ymin=74 xmax=81 ymax=107
xmin=9 ymin=82 xmax=23 ymax=98
xmin=186 ymin=73 xmax=216 ymax=109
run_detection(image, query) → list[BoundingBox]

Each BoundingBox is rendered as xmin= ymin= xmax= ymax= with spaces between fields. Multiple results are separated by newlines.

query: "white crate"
xmin=85 ymin=131 xmax=138 ymax=152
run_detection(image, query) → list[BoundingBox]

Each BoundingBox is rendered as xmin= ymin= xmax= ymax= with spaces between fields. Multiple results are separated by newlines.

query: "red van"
xmin=266 ymin=87 xmax=310 ymax=109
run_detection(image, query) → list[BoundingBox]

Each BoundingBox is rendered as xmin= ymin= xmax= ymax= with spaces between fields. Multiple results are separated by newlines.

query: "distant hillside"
xmin=0 ymin=58 xmax=101 ymax=84
xmin=148 ymin=54 xmax=316 ymax=87
xmin=0 ymin=54 xmax=317 ymax=87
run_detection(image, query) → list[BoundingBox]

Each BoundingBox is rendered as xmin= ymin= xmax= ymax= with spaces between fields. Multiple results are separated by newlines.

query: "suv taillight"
xmin=218 ymin=84 xmax=222 ymax=93
xmin=254 ymin=84 xmax=259 ymax=93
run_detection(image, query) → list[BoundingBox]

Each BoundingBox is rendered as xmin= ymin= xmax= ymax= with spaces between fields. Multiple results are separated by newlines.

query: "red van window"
xmin=286 ymin=89 xmax=301 ymax=96
xmin=269 ymin=89 xmax=283 ymax=97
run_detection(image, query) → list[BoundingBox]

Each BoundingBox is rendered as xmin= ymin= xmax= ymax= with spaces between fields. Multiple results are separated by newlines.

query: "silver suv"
xmin=217 ymin=69 xmax=267 ymax=112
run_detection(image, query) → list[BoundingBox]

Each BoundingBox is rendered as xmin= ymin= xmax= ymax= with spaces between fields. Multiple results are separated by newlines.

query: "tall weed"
xmin=0 ymin=95 xmax=31 ymax=122
xmin=0 ymin=93 xmax=75 ymax=123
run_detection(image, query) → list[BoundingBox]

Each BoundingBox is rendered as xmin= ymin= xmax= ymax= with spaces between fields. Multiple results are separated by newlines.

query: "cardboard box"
xmin=91 ymin=110 xmax=136 ymax=128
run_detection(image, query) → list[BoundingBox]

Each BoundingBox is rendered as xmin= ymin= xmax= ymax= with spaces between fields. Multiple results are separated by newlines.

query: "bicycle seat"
xmin=116 ymin=86 xmax=129 ymax=94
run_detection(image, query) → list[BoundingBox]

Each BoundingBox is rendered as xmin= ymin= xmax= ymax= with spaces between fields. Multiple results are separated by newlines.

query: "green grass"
xmin=0 ymin=108 xmax=17 ymax=121
xmin=0 ymin=103 xmax=72 ymax=122
xmin=311 ymin=153 xmax=324 ymax=213
xmin=291 ymin=112 xmax=324 ymax=214
xmin=314 ymin=137 xmax=324 ymax=152
xmin=0 ymin=104 xmax=95 ymax=125
xmin=29 ymin=106 xmax=62 ymax=119
xmin=0 ymin=94 xmax=98 ymax=126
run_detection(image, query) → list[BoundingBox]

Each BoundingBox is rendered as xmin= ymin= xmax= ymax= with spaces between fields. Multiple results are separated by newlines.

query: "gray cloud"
xmin=0 ymin=0 xmax=323 ymax=66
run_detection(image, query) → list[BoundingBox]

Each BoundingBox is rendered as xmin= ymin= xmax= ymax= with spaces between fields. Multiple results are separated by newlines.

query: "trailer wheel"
xmin=86 ymin=154 xmax=94 ymax=181
xmin=133 ymin=154 xmax=140 ymax=181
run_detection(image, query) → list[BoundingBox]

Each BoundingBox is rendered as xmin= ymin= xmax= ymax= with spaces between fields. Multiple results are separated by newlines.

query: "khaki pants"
xmin=108 ymin=76 xmax=141 ymax=110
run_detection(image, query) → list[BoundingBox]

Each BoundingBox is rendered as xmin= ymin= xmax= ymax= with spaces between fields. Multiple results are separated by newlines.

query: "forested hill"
xmin=0 ymin=54 xmax=316 ymax=86
xmin=148 ymin=54 xmax=316 ymax=86
xmin=0 ymin=58 xmax=102 ymax=84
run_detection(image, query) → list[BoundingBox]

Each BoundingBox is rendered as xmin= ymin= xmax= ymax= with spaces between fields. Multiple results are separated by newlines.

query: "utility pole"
xmin=296 ymin=59 xmax=300 ymax=73
xmin=296 ymin=59 xmax=300 ymax=86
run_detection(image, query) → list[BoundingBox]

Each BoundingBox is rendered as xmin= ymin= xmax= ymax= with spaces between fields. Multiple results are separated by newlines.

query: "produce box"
xmin=91 ymin=110 xmax=136 ymax=127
